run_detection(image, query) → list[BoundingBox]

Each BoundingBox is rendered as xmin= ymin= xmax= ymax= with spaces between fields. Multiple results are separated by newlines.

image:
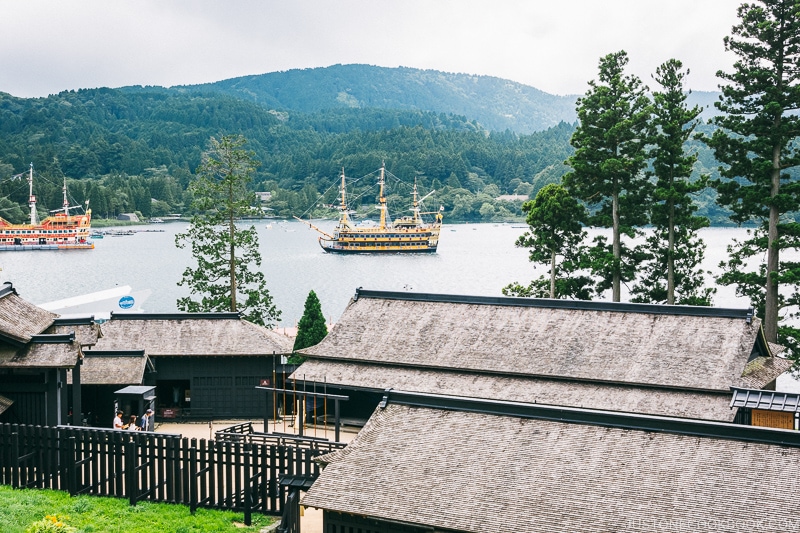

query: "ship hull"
xmin=319 ymin=227 xmax=440 ymax=254
xmin=0 ymin=242 xmax=94 ymax=251
xmin=320 ymin=239 xmax=438 ymax=254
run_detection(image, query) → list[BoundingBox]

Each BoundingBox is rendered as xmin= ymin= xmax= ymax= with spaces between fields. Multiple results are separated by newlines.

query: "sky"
xmin=0 ymin=0 xmax=741 ymax=99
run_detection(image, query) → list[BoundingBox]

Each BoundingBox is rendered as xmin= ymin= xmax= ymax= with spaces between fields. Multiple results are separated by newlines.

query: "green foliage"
xmin=186 ymin=64 xmax=578 ymax=134
xmin=504 ymin=184 xmax=594 ymax=299
xmin=700 ymin=0 xmax=800 ymax=349
xmin=717 ymin=227 xmax=800 ymax=356
xmin=290 ymin=290 xmax=328 ymax=363
xmin=563 ymin=50 xmax=652 ymax=301
xmin=631 ymin=225 xmax=716 ymax=306
xmin=25 ymin=516 xmax=76 ymax=533
xmin=0 ymin=85 xmax=581 ymax=223
xmin=0 ymin=485 xmax=273 ymax=533
xmin=175 ymin=135 xmax=280 ymax=327
xmin=631 ymin=58 xmax=713 ymax=305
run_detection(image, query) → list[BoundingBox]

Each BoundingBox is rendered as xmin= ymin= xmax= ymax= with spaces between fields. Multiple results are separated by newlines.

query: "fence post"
xmin=67 ymin=437 xmax=77 ymax=496
xmin=125 ymin=439 xmax=137 ymax=506
xmin=10 ymin=432 xmax=19 ymax=488
xmin=189 ymin=446 xmax=197 ymax=515
xmin=244 ymin=443 xmax=252 ymax=526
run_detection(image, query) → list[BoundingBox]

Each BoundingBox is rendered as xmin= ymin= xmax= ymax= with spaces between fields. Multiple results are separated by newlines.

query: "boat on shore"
xmin=39 ymin=285 xmax=152 ymax=321
xmin=0 ymin=164 xmax=93 ymax=251
xmin=296 ymin=163 xmax=443 ymax=253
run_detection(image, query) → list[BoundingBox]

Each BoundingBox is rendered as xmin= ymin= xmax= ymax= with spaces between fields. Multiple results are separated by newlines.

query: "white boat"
xmin=39 ymin=286 xmax=152 ymax=321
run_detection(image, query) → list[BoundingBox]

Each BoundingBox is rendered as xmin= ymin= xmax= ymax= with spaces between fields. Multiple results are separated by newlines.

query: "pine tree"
xmin=563 ymin=51 xmax=652 ymax=301
xmin=175 ymin=135 xmax=281 ymax=327
xmin=631 ymin=59 xmax=714 ymax=306
xmin=503 ymin=184 xmax=593 ymax=299
xmin=701 ymin=0 xmax=800 ymax=352
xmin=291 ymin=290 xmax=328 ymax=363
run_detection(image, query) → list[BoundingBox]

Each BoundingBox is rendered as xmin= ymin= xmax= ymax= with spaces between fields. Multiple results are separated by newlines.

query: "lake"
xmin=0 ymin=221 xmax=751 ymax=325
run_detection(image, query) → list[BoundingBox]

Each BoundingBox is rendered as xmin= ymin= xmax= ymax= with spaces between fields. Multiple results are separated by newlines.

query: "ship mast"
xmin=338 ymin=168 xmax=351 ymax=229
xmin=378 ymin=162 xmax=387 ymax=230
xmin=27 ymin=163 xmax=38 ymax=225
xmin=62 ymin=177 xmax=70 ymax=216
xmin=411 ymin=179 xmax=420 ymax=224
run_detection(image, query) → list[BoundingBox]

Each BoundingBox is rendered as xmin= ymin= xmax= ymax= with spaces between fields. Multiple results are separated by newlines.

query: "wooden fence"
xmin=0 ymin=422 xmax=345 ymax=523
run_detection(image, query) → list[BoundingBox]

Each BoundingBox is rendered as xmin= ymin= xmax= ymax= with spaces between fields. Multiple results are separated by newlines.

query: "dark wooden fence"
xmin=0 ymin=422 xmax=345 ymax=523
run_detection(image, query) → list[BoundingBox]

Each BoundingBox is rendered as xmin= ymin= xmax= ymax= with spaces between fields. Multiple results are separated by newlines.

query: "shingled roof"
xmin=0 ymin=336 xmax=81 ymax=368
xmin=67 ymin=350 xmax=151 ymax=385
xmin=299 ymin=290 xmax=784 ymax=392
xmin=0 ymin=282 xmax=57 ymax=346
xmin=48 ymin=318 xmax=102 ymax=347
xmin=303 ymin=391 xmax=800 ymax=533
xmin=93 ymin=313 xmax=293 ymax=356
xmin=296 ymin=359 xmax=737 ymax=420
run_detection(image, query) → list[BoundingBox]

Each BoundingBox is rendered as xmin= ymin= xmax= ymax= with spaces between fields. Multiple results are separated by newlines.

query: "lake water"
xmin=0 ymin=221 xmax=751 ymax=325
xmin=3 ymin=221 xmax=797 ymax=391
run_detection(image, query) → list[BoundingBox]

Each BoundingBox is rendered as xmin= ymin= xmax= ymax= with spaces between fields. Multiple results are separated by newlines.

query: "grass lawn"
xmin=0 ymin=485 xmax=276 ymax=533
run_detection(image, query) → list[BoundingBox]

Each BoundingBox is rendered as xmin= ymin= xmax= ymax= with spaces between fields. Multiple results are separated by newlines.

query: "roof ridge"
xmin=381 ymin=389 xmax=800 ymax=448
xmin=353 ymin=288 xmax=755 ymax=320
xmin=110 ymin=312 xmax=241 ymax=321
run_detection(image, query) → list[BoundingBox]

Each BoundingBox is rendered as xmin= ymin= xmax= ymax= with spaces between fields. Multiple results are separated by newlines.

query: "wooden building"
xmin=294 ymin=289 xmax=792 ymax=423
xmin=91 ymin=312 xmax=293 ymax=419
xmin=0 ymin=283 xmax=99 ymax=426
xmin=303 ymin=390 xmax=800 ymax=533
xmin=730 ymin=386 xmax=800 ymax=430
xmin=291 ymin=289 xmax=798 ymax=532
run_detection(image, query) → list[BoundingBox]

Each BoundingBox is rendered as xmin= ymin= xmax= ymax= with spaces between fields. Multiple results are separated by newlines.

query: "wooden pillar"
xmin=59 ymin=369 xmax=68 ymax=425
xmin=72 ymin=361 xmax=82 ymax=426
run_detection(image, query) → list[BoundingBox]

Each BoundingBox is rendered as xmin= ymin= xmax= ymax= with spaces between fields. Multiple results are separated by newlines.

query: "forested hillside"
xmin=0 ymin=85 xmax=576 ymax=223
xmin=0 ymin=65 xmax=731 ymax=225
xmin=169 ymin=64 xmax=579 ymax=134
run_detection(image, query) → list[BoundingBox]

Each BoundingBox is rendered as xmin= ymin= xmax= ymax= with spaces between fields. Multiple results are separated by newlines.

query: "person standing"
xmin=126 ymin=415 xmax=139 ymax=431
xmin=140 ymin=409 xmax=154 ymax=432
xmin=113 ymin=410 xmax=123 ymax=430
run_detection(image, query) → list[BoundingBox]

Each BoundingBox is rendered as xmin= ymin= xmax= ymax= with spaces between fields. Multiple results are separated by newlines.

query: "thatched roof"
xmin=0 ymin=283 xmax=57 ymax=346
xmin=296 ymin=359 xmax=735 ymax=420
xmin=48 ymin=321 xmax=102 ymax=347
xmin=739 ymin=355 xmax=793 ymax=389
xmin=67 ymin=351 xmax=150 ymax=385
xmin=299 ymin=291 xmax=781 ymax=392
xmin=93 ymin=313 xmax=293 ymax=356
xmin=0 ymin=341 xmax=80 ymax=368
xmin=303 ymin=397 xmax=800 ymax=533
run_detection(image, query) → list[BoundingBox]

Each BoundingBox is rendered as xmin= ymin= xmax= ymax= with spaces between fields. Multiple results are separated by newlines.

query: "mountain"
xmin=164 ymin=64 xmax=580 ymax=134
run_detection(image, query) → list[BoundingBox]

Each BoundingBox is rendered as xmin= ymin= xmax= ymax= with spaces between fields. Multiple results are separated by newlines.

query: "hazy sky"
xmin=1 ymin=0 xmax=741 ymax=98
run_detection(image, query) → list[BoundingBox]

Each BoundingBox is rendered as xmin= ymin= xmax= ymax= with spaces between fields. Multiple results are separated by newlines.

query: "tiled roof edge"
xmin=353 ymin=288 xmax=755 ymax=320
xmin=381 ymin=389 xmax=800 ymax=448
xmin=110 ymin=312 xmax=241 ymax=321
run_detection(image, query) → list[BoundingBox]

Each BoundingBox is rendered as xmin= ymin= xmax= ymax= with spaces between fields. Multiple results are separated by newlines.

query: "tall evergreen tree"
xmin=292 ymin=290 xmax=328 ymax=357
xmin=701 ymin=0 xmax=800 ymax=352
xmin=631 ymin=59 xmax=714 ymax=306
xmin=503 ymin=184 xmax=593 ymax=299
xmin=563 ymin=51 xmax=652 ymax=301
xmin=175 ymin=135 xmax=281 ymax=327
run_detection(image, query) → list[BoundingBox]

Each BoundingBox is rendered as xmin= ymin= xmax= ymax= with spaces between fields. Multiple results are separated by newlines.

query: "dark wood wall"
xmin=148 ymin=356 xmax=282 ymax=418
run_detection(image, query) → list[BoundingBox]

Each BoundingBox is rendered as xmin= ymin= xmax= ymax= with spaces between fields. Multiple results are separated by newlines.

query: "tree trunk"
xmin=667 ymin=197 xmax=675 ymax=305
xmin=229 ymin=186 xmax=237 ymax=312
xmin=550 ymin=251 xmax=556 ymax=299
xmin=764 ymin=144 xmax=781 ymax=342
xmin=612 ymin=188 xmax=621 ymax=302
